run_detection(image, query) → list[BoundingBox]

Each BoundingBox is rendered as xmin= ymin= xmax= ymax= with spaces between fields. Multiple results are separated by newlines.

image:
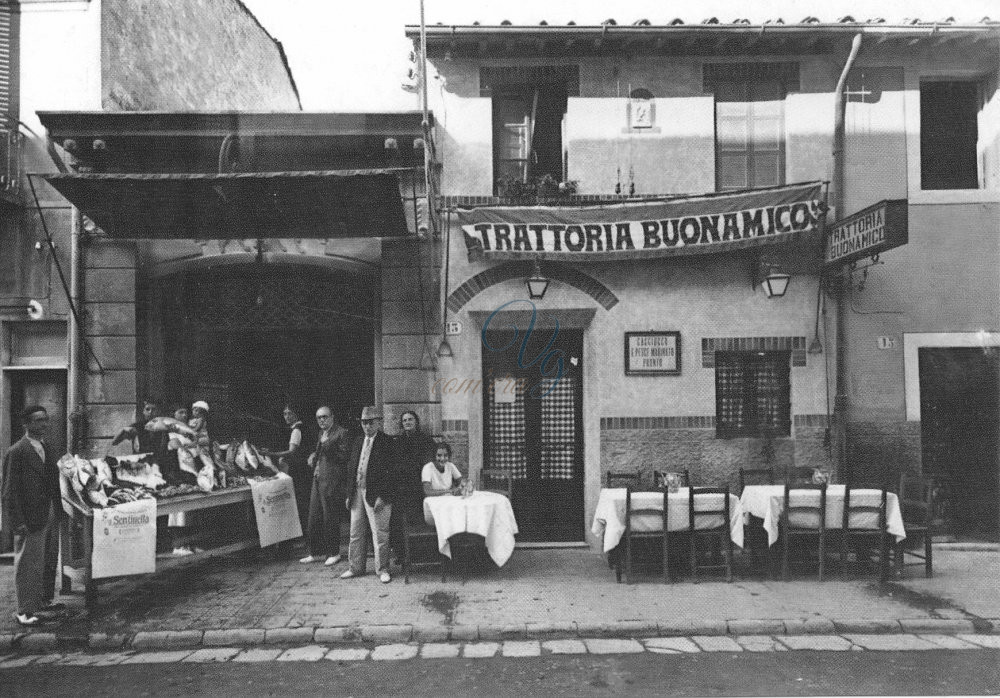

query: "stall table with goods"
xmin=58 ymin=431 xmax=301 ymax=608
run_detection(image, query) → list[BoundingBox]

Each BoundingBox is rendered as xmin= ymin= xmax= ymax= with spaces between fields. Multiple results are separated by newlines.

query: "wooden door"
xmin=482 ymin=327 xmax=584 ymax=541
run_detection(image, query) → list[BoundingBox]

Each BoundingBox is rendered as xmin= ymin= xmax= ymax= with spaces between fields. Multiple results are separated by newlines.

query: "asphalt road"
xmin=4 ymin=649 xmax=999 ymax=696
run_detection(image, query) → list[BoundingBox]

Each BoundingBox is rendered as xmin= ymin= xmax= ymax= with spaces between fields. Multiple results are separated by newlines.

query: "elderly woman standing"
xmin=390 ymin=410 xmax=437 ymax=556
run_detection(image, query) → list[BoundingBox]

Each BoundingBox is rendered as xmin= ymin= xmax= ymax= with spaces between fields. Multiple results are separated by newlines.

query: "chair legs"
xmin=690 ymin=533 xmax=732 ymax=583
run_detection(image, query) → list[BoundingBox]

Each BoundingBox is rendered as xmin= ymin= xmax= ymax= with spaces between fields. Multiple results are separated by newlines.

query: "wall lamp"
xmin=526 ymin=259 xmax=550 ymax=300
xmin=752 ymin=258 xmax=791 ymax=298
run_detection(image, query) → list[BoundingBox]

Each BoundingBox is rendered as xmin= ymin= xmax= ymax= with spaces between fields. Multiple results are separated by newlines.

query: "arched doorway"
xmin=144 ymin=262 xmax=376 ymax=447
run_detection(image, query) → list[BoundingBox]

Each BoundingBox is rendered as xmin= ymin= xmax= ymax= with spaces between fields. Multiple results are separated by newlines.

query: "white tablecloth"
xmin=739 ymin=484 xmax=907 ymax=547
xmin=590 ymin=488 xmax=745 ymax=553
xmin=423 ymin=491 xmax=519 ymax=566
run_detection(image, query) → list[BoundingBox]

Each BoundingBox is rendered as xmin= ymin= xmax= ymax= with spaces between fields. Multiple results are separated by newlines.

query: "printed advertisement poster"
xmin=91 ymin=498 xmax=157 ymax=579
xmin=250 ymin=473 xmax=302 ymax=547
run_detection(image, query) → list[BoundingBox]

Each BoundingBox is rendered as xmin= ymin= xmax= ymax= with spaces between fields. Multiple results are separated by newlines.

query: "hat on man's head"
xmin=360 ymin=405 xmax=381 ymax=421
xmin=192 ymin=400 xmax=210 ymax=412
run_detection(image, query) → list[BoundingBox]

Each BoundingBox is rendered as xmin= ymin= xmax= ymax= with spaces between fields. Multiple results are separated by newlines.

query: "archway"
xmin=144 ymin=262 xmax=376 ymax=446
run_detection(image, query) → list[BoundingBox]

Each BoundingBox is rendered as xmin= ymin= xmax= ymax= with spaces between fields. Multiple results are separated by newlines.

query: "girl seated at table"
xmin=422 ymin=443 xmax=464 ymax=497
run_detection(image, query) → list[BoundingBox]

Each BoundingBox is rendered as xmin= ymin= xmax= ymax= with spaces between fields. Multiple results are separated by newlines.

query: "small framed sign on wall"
xmin=625 ymin=331 xmax=681 ymax=376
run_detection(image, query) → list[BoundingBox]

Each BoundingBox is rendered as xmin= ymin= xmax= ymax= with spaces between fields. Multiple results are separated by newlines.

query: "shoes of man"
xmin=299 ymin=555 xmax=319 ymax=563
xmin=324 ymin=555 xmax=342 ymax=566
xmin=13 ymin=612 xmax=41 ymax=627
xmin=339 ymin=569 xmax=358 ymax=579
xmin=379 ymin=571 xmax=391 ymax=584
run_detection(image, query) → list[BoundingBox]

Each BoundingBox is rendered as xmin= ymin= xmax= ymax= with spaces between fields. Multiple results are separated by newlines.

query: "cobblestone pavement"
xmin=0 ymin=546 xmax=996 ymax=643
xmin=1 ymin=633 xmax=999 ymax=668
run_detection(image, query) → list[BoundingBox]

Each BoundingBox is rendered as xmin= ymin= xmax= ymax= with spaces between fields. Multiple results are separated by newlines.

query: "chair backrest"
xmin=480 ymin=468 xmax=514 ymax=498
xmin=739 ymin=467 xmax=775 ymax=493
xmin=625 ymin=485 xmax=668 ymax=534
xmin=782 ymin=483 xmax=827 ymax=530
xmin=898 ymin=474 xmax=934 ymax=527
xmin=653 ymin=469 xmax=690 ymax=489
xmin=606 ymin=470 xmax=642 ymax=489
xmin=842 ymin=485 xmax=888 ymax=530
xmin=688 ymin=485 xmax=730 ymax=531
xmin=784 ymin=467 xmax=816 ymax=486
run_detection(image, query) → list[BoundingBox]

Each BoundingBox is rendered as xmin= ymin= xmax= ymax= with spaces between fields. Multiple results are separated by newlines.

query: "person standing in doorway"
xmin=1 ymin=405 xmax=63 ymax=626
xmin=340 ymin=405 xmax=395 ymax=583
xmin=299 ymin=405 xmax=349 ymax=566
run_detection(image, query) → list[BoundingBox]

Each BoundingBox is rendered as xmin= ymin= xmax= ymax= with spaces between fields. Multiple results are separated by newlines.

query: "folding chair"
xmin=840 ymin=485 xmax=890 ymax=581
xmin=895 ymin=474 xmax=934 ymax=577
xmin=781 ymin=483 xmax=827 ymax=581
xmin=689 ymin=485 xmax=734 ymax=583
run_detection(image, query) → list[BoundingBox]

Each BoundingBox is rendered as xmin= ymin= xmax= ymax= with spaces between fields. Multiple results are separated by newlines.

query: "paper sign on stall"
xmin=91 ymin=498 xmax=157 ymax=579
xmin=249 ymin=473 xmax=302 ymax=547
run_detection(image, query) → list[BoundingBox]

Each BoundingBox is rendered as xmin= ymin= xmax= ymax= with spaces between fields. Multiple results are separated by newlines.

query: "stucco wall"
xmin=102 ymin=0 xmax=300 ymax=111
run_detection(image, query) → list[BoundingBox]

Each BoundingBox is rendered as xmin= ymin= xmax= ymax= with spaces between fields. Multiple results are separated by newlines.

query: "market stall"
xmin=58 ymin=436 xmax=301 ymax=608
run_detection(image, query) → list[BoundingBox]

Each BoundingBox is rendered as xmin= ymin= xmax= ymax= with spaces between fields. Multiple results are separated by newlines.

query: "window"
xmin=920 ymin=81 xmax=980 ymax=190
xmin=706 ymin=63 xmax=798 ymax=192
xmin=715 ymin=351 xmax=791 ymax=438
xmin=482 ymin=67 xmax=576 ymax=193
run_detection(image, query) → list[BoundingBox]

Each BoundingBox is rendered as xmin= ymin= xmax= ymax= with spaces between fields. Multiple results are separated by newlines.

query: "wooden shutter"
xmin=0 ymin=2 xmax=13 ymax=118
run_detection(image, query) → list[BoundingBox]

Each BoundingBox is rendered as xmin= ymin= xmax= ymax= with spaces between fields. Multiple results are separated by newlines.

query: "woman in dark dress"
xmin=391 ymin=410 xmax=438 ymax=554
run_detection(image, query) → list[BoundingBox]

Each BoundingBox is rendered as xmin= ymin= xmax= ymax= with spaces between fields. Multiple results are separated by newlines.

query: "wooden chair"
xmin=689 ymin=486 xmax=734 ymax=583
xmin=781 ymin=483 xmax=828 ymax=581
xmin=895 ymin=474 xmax=934 ymax=577
xmin=618 ymin=486 xmax=670 ymax=584
xmin=739 ymin=467 xmax=775 ymax=495
xmin=402 ymin=510 xmax=447 ymax=583
xmin=653 ymin=469 xmax=690 ymax=489
xmin=784 ymin=467 xmax=817 ymax=486
xmin=480 ymin=468 xmax=514 ymax=499
xmin=606 ymin=470 xmax=642 ymax=489
xmin=840 ymin=485 xmax=890 ymax=581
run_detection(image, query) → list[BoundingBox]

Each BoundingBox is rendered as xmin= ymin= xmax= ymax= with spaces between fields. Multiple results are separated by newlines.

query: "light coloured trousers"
xmin=13 ymin=504 xmax=57 ymax=615
xmin=348 ymin=488 xmax=392 ymax=574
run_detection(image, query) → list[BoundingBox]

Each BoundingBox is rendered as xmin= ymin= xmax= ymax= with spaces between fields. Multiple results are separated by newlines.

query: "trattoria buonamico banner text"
xmin=460 ymin=182 xmax=826 ymax=261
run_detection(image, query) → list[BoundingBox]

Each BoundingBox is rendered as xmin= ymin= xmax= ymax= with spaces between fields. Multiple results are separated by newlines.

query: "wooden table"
xmin=60 ymin=481 xmax=256 ymax=608
xmin=591 ymin=487 xmax=745 ymax=553
xmin=423 ymin=491 xmax=519 ymax=566
xmin=739 ymin=484 xmax=907 ymax=547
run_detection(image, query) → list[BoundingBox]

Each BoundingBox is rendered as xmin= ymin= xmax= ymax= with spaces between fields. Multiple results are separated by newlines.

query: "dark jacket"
xmin=394 ymin=430 xmax=437 ymax=516
xmin=345 ymin=431 xmax=395 ymax=508
xmin=1 ymin=436 xmax=60 ymax=533
xmin=312 ymin=425 xmax=350 ymax=489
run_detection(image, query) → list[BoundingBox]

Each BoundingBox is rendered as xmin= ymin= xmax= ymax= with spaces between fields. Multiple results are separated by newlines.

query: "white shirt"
xmin=357 ymin=435 xmax=374 ymax=486
xmin=422 ymin=461 xmax=462 ymax=491
xmin=27 ymin=436 xmax=45 ymax=462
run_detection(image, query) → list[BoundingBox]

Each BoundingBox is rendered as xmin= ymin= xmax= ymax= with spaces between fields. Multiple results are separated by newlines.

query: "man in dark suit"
xmin=340 ymin=405 xmax=396 ymax=583
xmin=1 ymin=405 xmax=62 ymax=626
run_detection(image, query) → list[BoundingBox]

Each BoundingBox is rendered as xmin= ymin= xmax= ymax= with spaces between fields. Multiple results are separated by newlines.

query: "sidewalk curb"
xmin=1 ymin=617 xmax=993 ymax=654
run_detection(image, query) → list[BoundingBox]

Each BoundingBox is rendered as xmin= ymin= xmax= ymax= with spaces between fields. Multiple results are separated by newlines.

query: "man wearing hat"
xmin=2 ymin=405 xmax=63 ymax=626
xmin=340 ymin=406 xmax=396 ymax=583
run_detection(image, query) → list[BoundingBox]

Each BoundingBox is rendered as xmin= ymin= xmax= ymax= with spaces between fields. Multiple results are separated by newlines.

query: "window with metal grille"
xmin=920 ymin=81 xmax=981 ymax=190
xmin=715 ymin=351 xmax=791 ymax=438
xmin=706 ymin=63 xmax=797 ymax=192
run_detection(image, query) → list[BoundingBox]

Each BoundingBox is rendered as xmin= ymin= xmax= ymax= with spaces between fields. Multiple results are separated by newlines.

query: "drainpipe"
xmin=832 ymin=33 xmax=863 ymax=482
xmin=67 ymin=206 xmax=82 ymax=452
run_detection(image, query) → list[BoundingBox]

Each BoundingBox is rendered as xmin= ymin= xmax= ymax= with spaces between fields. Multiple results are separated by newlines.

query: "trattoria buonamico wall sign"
xmin=459 ymin=182 xmax=825 ymax=261
xmin=824 ymin=199 xmax=908 ymax=268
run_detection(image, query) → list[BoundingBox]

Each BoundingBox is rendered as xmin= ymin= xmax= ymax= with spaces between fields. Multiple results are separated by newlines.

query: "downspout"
xmin=67 ymin=206 xmax=82 ymax=452
xmin=832 ymin=32 xmax=863 ymax=482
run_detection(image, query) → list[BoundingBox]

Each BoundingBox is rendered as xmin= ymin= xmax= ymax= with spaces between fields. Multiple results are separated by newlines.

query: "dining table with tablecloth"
xmin=739 ymin=484 xmax=907 ymax=547
xmin=590 ymin=487 xmax=745 ymax=553
xmin=423 ymin=491 xmax=519 ymax=566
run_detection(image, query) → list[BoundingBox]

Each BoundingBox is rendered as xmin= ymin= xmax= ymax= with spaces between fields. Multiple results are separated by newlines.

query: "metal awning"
xmin=42 ymin=168 xmax=417 ymax=239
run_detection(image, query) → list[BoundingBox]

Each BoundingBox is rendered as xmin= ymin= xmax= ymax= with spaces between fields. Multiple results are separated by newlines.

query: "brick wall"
xmin=102 ymin=0 xmax=300 ymax=111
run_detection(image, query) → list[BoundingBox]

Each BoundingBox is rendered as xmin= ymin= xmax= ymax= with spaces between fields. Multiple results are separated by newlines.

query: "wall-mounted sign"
xmin=625 ymin=331 xmax=681 ymax=376
xmin=825 ymin=199 xmax=908 ymax=268
xmin=876 ymin=336 xmax=897 ymax=350
xmin=445 ymin=320 xmax=463 ymax=336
